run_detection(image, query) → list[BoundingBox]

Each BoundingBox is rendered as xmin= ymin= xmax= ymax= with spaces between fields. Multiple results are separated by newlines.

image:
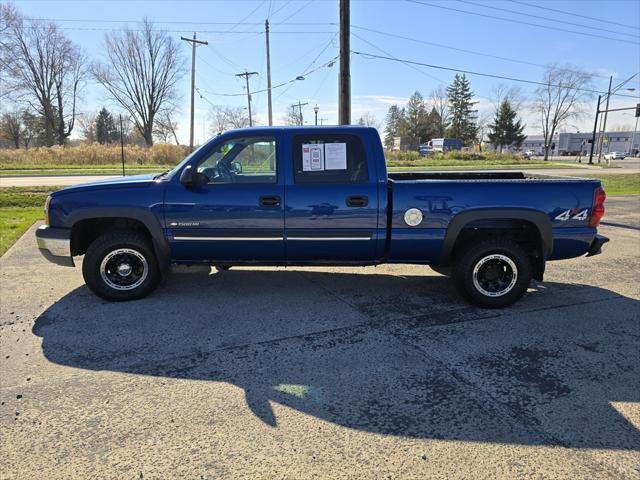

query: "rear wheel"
xmin=82 ymin=231 xmax=160 ymax=301
xmin=452 ymin=239 xmax=532 ymax=308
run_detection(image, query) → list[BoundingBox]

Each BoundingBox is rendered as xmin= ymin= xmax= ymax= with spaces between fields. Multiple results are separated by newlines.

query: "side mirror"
xmin=180 ymin=165 xmax=207 ymax=188
xmin=230 ymin=161 xmax=242 ymax=174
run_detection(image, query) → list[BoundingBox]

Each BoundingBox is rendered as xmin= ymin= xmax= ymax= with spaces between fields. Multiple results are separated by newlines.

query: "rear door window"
xmin=292 ymin=134 xmax=369 ymax=184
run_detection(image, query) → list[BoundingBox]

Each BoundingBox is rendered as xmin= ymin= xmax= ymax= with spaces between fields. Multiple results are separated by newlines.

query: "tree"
xmin=282 ymin=105 xmax=302 ymax=126
xmin=95 ymin=108 xmax=119 ymax=144
xmin=383 ymin=104 xmax=405 ymax=148
xmin=210 ymin=105 xmax=250 ymax=134
xmin=488 ymin=100 xmax=526 ymax=153
xmin=404 ymin=91 xmax=432 ymax=142
xmin=429 ymin=86 xmax=450 ymax=137
xmin=2 ymin=8 xmax=85 ymax=146
xmin=21 ymin=110 xmax=46 ymax=148
xmin=92 ymin=19 xmax=185 ymax=146
xmin=154 ymin=112 xmax=180 ymax=144
xmin=446 ymin=73 xmax=477 ymax=146
xmin=78 ymin=112 xmax=97 ymax=143
xmin=0 ymin=112 xmax=23 ymax=148
xmin=532 ymin=64 xmax=593 ymax=160
xmin=356 ymin=112 xmax=381 ymax=130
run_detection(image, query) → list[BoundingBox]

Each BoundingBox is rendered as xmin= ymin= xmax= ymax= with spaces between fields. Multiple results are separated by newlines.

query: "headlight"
xmin=44 ymin=195 xmax=51 ymax=226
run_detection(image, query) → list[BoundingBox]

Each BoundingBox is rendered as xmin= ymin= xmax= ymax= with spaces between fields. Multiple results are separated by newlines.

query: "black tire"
xmin=82 ymin=231 xmax=160 ymax=301
xmin=452 ymin=239 xmax=532 ymax=309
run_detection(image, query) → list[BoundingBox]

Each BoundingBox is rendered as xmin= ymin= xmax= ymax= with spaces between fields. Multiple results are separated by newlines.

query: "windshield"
xmin=165 ymin=136 xmax=218 ymax=181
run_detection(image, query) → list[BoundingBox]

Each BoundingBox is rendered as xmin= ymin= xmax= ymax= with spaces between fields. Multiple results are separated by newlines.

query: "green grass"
xmin=0 ymin=208 xmax=43 ymax=256
xmin=0 ymin=186 xmax=62 ymax=256
xmin=579 ymin=173 xmax=640 ymax=196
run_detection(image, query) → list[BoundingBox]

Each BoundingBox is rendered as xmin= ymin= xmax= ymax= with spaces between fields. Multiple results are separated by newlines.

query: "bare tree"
xmin=209 ymin=105 xmax=249 ymax=134
xmin=356 ymin=112 xmax=381 ymax=130
xmin=490 ymin=84 xmax=525 ymax=113
xmin=154 ymin=112 xmax=180 ymax=144
xmin=0 ymin=111 xmax=23 ymax=148
xmin=532 ymin=65 xmax=593 ymax=160
xmin=92 ymin=19 xmax=185 ymax=146
xmin=429 ymin=86 xmax=450 ymax=137
xmin=2 ymin=8 xmax=85 ymax=146
xmin=78 ymin=112 xmax=97 ymax=143
xmin=282 ymin=105 xmax=302 ymax=126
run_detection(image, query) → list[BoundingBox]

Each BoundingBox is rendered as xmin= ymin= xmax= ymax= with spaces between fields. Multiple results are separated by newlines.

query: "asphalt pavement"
xmin=0 ymin=197 xmax=639 ymax=479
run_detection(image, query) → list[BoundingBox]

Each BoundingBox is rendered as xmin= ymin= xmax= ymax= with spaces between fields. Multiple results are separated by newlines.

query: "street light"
xmin=314 ymin=105 xmax=319 ymax=126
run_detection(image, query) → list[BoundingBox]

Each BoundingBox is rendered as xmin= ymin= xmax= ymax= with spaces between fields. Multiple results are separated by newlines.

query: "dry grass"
xmin=0 ymin=143 xmax=188 ymax=167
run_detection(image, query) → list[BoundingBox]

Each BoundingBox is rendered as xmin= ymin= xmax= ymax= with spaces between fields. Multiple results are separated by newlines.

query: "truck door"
xmin=285 ymin=133 xmax=379 ymax=262
xmin=164 ymin=134 xmax=285 ymax=262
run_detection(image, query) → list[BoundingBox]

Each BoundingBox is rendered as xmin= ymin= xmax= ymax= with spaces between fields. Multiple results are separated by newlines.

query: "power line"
xmin=225 ymin=0 xmax=267 ymax=33
xmin=352 ymin=51 xmax=640 ymax=99
xmin=198 ymin=56 xmax=337 ymax=98
xmin=508 ymin=0 xmax=640 ymax=31
xmin=352 ymin=32 xmax=446 ymax=84
xmin=278 ymin=0 xmax=315 ymax=24
xmin=457 ymin=0 xmax=639 ymax=39
xmin=406 ymin=0 xmax=639 ymax=45
xmin=24 ymin=17 xmax=336 ymax=26
xmin=351 ymin=24 xmax=608 ymax=79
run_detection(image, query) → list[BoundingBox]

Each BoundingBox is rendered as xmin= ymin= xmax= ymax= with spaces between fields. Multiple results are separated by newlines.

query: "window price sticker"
xmin=302 ymin=144 xmax=325 ymax=171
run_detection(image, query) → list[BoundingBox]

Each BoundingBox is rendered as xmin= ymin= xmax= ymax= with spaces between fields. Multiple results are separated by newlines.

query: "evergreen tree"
xmin=487 ymin=100 xmax=526 ymax=153
xmin=446 ymin=73 xmax=477 ymax=145
xmin=404 ymin=91 xmax=430 ymax=143
xmin=383 ymin=105 xmax=405 ymax=148
xmin=95 ymin=108 xmax=119 ymax=144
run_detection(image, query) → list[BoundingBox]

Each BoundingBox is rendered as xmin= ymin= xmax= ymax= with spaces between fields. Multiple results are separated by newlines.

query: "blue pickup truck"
xmin=36 ymin=126 xmax=608 ymax=308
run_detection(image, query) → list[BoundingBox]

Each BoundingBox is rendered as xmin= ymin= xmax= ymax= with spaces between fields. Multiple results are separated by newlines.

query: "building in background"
xmin=521 ymin=131 xmax=639 ymax=157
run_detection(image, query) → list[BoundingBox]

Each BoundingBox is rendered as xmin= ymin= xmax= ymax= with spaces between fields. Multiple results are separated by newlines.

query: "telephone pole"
xmin=236 ymin=71 xmax=258 ymax=127
xmin=181 ymin=33 xmax=208 ymax=152
xmin=597 ymin=75 xmax=613 ymax=163
xmin=338 ymin=0 xmax=351 ymax=125
xmin=292 ymin=100 xmax=308 ymax=125
xmin=265 ymin=19 xmax=273 ymax=126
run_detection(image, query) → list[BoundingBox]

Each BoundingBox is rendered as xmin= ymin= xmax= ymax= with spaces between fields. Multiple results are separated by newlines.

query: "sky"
xmin=8 ymin=0 xmax=640 ymax=144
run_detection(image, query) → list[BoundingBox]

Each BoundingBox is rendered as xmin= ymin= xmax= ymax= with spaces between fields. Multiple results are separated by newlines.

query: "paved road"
xmin=1 ymin=198 xmax=639 ymax=479
xmin=0 ymin=174 xmax=121 ymax=187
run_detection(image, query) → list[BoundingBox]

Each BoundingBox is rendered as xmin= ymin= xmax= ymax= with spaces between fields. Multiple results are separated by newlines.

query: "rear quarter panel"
xmin=388 ymin=178 xmax=601 ymax=263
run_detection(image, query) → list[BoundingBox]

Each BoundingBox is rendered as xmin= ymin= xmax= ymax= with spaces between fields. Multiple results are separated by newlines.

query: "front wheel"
xmin=452 ymin=239 xmax=532 ymax=309
xmin=82 ymin=232 xmax=160 ymax=301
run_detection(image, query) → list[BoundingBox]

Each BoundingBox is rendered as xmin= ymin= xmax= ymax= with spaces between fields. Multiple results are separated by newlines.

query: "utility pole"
xmin=588 ymin=95 xmax=601 ymax=165
xmin=292 ymin=100 xmax=308 ymax=125
xmin=181 ymin=33 xmax=208 ymax=152
xmin=319 ymin=117 xmax=328 ymax=125
xmin=338 ymin=0 xmax=350 ymax=125
xmin=265 ymin=19 xmax=273 ymax=126
xmin=598 ymin=75 xmax=613 ymax=164
xmin=236 ymin=71 xmax=258 ymax=127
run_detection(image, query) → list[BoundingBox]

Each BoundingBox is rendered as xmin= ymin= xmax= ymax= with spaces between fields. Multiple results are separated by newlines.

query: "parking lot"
xmin=1 ymin=196 xmax=639 ymax=479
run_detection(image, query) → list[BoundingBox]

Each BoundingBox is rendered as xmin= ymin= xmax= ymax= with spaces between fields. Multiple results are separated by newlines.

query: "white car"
xmin=604 ymin=152 xmax=626 ymax=160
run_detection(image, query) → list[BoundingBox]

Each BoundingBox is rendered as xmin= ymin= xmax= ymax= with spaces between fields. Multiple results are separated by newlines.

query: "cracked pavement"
xmin=1 ymin=196 xmax=639 ymax=479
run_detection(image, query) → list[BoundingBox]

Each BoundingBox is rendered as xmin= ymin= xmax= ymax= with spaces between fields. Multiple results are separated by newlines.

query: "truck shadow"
xmin=32 ymin=268 xmax=640 ymax=450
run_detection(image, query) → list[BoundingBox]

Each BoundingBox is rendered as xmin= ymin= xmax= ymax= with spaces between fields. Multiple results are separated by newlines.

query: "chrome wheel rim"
xmin=472 ymin=254 xmax=518 ymax=297
xmin=100 ymin=248 xmax=148 ymax=291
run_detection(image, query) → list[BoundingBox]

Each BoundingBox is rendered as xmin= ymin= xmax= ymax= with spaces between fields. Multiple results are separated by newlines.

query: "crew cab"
xmin=36 ymin=126 xmax=609 ymax=308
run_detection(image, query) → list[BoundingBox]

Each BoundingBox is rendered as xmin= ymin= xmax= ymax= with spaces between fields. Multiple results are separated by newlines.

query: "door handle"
xmin=346 ymin=195 xmax=368 ymax=207
xmin=260 ymin=195 xmax=281 ymax=207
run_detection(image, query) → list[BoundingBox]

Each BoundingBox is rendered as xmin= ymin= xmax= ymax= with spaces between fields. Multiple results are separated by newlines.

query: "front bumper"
xmin=35 ymin=225 xmax=74 ymax=267
xmin=586 ymin=234 xmax=609 ymax=257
